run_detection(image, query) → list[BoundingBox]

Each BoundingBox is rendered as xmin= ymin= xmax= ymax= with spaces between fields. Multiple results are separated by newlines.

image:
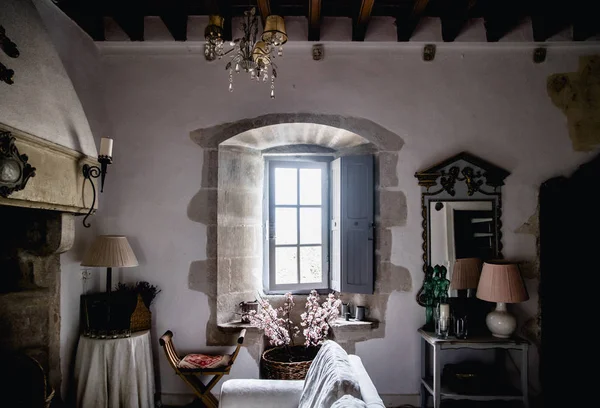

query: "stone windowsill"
xmin=330 ymin=318 xmax=378 ymax=333
xmin=218 ymin=318 xmax=378 ymax=335
xmin=217 ymin=321 xmax=262 ymax=334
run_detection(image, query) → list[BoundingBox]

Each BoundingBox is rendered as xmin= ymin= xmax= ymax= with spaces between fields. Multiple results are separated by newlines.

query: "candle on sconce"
xmin=99 ymin=137 xmax=113 ymax=158
xmin=439 ymin=303 xmax=450 ymax=319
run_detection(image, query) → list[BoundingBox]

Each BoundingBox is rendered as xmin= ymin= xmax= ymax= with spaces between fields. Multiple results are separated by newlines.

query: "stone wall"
xmin=216 ymin=146 xmax=264 ymax=325
xmin=547 ymin=55 xmax=600 ymax=151
xmin=0 ymin=206 xmax=74 ymax=394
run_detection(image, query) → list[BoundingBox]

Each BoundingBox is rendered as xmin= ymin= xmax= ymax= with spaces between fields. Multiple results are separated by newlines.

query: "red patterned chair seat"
xmin=177 ymin=353 xmax=232 ymax=370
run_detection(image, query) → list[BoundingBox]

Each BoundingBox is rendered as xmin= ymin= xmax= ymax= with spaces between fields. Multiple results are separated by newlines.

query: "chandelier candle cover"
xmin=204 ymin=7 xmax=287 ymax=98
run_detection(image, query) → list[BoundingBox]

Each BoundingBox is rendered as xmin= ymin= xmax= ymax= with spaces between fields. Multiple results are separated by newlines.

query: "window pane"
xmin=275 ymin=208 xmax=297 ymax=245
xmin=300 ymin=168 xmax=322 ymax=205
xmin=300 ymin=246 xmax=322 ymax=283
xmin=300 ymin=208 xmax=322 ymax=244
xmin=275 ymin=168 xmax=297 ymax=205
xmin=276 ymin=247 xmax=298 ymax=284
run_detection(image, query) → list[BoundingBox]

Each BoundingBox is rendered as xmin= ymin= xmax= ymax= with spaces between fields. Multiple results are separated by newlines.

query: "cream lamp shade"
xmin=450 ymin=258 xmax=482 ymax=290
xmin=81 ymin=235 xmax=138 ymax=268
xmin=476 ymin=262 xmax=529 ymax=303
xmin=476 ymin=261 xmax=528 ymax=338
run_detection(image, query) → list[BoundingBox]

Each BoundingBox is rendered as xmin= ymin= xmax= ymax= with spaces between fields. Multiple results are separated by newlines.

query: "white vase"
xmin=485 ymin=302 xmax=516 ymax=338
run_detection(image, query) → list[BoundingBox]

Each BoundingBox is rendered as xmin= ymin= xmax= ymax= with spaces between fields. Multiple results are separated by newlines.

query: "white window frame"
xmin=264 ymin=158 xmax=330 ymax=293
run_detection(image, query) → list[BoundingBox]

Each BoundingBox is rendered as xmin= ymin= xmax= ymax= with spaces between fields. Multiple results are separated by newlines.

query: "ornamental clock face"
xmin=0 ymin=159 xmax=21 ymax=183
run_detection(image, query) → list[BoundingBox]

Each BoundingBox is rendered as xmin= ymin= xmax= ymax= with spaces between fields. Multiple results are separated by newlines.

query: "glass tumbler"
xmin=435 ymin=316 xmax=450 ymax=339
xmin=455 ymin=316 xmax=468 ymax=339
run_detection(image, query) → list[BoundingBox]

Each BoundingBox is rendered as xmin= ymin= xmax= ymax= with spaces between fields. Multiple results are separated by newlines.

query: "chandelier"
xmin=204 ymin=7 xmax=287 ymax=98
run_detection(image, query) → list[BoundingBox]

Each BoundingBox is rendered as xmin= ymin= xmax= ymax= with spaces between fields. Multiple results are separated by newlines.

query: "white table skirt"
xmin=74 ymin=331 xmax=155 ymax=408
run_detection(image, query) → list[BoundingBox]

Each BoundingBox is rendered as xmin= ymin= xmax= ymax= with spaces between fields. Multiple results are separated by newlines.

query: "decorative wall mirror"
xmin=414 ymin=152 xmax=510 ymax=305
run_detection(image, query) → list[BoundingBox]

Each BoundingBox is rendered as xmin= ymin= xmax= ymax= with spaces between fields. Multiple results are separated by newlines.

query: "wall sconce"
xmin=82 ymin=137 xmax=113 ymax=228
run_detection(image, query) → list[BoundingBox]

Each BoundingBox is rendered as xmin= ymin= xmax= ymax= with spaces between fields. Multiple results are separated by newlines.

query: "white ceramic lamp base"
xmin=485 ymin=302 xmax=516 ymax=338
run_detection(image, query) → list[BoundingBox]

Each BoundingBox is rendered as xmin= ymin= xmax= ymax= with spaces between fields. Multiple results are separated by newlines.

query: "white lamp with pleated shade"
xmin=476 ymin=261 xmax=529 ymax=338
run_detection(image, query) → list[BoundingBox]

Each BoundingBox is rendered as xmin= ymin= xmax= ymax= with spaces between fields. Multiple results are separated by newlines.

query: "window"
xmin=267 ymin=160 xmax=330 ymax=292
xmin=264 ymin=155 xmax=374 ymax=294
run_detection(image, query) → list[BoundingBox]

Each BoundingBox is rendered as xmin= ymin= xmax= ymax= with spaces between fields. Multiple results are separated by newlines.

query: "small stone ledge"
xmin=217 ymin=320 xmax=262 ymax=334
xmin=330 ymin=318 xmax=378 ymax=333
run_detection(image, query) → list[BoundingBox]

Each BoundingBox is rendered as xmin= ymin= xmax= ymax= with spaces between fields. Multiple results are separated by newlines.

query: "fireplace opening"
xmin=0 ymin=205 xmax=74 ymax=399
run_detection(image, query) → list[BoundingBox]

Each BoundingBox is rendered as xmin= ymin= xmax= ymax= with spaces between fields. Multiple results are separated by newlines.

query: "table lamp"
xmin=476 ymin=261 xmax=528 ymax=338
xmin=81 ymin=235 xmax=139 ymax=294
xmin=81 ymin=235 xmax=138 ymax=330
xmin=450 ymin=258 xmax=482 ymax=297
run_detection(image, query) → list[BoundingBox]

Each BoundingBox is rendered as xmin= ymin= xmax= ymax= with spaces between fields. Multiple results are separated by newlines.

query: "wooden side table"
xmin=418 ymin=329 xmax=529 ymax=408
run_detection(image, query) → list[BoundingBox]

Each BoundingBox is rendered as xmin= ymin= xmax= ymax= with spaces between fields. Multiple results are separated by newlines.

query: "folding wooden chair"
xmin=159 ymin=329 xmax=246 ymax=408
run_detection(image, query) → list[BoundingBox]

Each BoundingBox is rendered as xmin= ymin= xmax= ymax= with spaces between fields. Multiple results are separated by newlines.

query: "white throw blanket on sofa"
xmin=219 ymin=340 xmax=385 ymax=408
xmin=298 ymin=340 xmax=362 ymax=408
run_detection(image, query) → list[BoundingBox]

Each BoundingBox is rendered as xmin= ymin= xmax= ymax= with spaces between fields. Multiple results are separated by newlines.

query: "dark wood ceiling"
xmin=55 ymin=0 xmax=599 ymax=43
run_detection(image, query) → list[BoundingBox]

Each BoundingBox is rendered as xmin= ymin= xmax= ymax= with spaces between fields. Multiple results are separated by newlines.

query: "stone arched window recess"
xmin=188 ymin=113 xmax=411 ymax=355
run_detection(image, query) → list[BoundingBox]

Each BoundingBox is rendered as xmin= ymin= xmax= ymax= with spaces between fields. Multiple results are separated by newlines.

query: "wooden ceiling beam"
xmin=483 ymin=0 xmax=524 ymax=42
xmin=353 ymin=0 xmax=375 ymax=42
xmin=396 ymin=0 xmax=430 ymax=42
xmin=160 ymin=0 xmax=188 ymax=41
xmin=531 ymin=0 xmax=570 ymax=42
xmin=440 ymin=0 xmax=476 ymax=42
xmin=57 ymin=1 xmax=105 ymax=41
xmin=257 ymin=0 xmax=272 ymax=25
xmin=113 ymin=14 xmax=144 ymax=41
xmin=110 ymin=0 xmax=144 ymax=41
xmin=573 ymin=3 xmax=598 ymax=41
xmin=531 ymin=15 xmax=570 ymax=42
xmin=308 ymin=0 xmax=322 ymax=41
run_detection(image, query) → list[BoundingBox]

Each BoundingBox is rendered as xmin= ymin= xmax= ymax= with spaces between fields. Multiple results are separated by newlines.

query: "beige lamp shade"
xmin=450 ymin=258 xmax=482 ymax=290
xmin=81 ymin=235 xmax=139 ymax=268
xmin=476 ymin=262 xmax=529 ymax=303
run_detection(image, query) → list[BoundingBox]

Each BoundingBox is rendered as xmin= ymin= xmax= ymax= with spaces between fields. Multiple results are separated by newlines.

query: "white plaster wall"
xmin=90 ymin=42 xmax=600 ymax=401
xmin=0 ymin=0 xmax=97 ymax=156
xmin=32 ymin=0 xmax=111 ymax=146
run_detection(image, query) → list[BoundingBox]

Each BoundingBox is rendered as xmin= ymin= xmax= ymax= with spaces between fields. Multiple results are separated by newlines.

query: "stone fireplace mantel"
xmin=0 ymin=123 xmax=98 ymax=214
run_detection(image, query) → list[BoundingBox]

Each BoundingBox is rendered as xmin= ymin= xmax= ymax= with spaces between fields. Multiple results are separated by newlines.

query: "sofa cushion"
xmin=330 ymin=395 xmax=367 ymax=408
xmin=298 ymin=340 xmax=361 ymax=408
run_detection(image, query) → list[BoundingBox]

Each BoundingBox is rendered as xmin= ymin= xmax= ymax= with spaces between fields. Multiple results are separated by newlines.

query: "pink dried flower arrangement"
xmin=248 ymin=290 xmax=341 ymax=352
xmin=301 ymin=290 xmax=342 ymax=347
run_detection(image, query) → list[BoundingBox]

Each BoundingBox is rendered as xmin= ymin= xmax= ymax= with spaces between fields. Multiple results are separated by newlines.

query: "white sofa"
xmin=220 ymin=341 xmax=385 ymax=408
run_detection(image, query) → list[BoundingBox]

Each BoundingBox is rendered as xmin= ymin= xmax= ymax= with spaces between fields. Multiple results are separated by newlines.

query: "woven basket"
xmin=130 ymin=293 xmax=151 ymax=332
xmin=261 ymin=345 xmax=319 ymax=380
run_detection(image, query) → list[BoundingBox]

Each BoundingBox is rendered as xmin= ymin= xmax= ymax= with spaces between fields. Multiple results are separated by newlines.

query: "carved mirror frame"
xmin=414 ymin=152 xmax=510 ymax=294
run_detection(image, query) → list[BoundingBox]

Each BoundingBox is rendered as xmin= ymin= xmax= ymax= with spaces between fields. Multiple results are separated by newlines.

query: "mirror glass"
xmin=429 ymin=200 xmax=494 ymax=282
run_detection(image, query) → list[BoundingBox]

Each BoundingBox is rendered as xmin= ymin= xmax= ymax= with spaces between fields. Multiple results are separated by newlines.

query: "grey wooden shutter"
xmin=330 ymin=155 xmax=374 ymax=294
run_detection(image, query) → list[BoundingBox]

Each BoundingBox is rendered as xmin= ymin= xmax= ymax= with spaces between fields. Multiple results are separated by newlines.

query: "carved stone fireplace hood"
xmin=0 ymin=0 xmax=102 ymax=398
